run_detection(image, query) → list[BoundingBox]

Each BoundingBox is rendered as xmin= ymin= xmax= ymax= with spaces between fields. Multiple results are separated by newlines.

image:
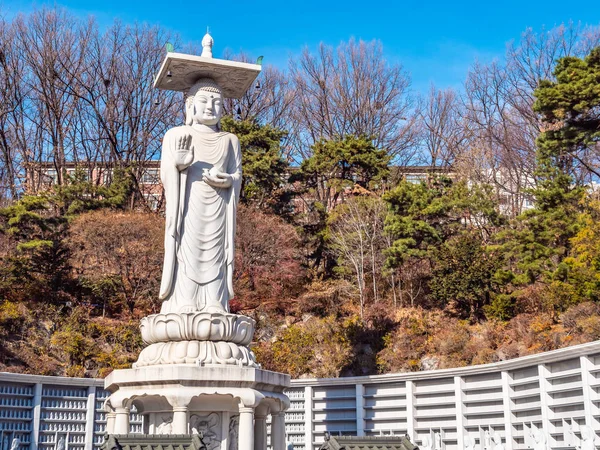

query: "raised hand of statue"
xmin=174 ymin=133 xmax=194 ymax=170
xmin=203 ymin=169 xmax=233 ymax=188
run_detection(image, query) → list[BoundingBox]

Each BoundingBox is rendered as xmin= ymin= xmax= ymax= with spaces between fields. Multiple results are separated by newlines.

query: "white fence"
xmin=2 ymin=341 xmax=600 ymax=450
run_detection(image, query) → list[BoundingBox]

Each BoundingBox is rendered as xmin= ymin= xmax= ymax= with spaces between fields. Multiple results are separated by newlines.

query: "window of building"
xmin=405 ymin=174 xmax=425 ymax=184
xmin=43 ymin=169 xmax=58 ymax=184
xmin=145 ymin=194 xmax=160 ymax=211
xmin=64 ymin=168 xmax=89 ymax=181
xmin=141 ymin=169 xmax=160 ymax=184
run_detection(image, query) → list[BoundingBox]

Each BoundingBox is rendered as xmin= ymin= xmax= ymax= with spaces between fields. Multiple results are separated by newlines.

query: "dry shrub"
xmin=234 ymin=205 xmax=305 ymax=311
xmin=376 ymin=308 xmax=434 ymax=372
xmin=467 ymin=320 xmax=506 ymax=365
xmin=515 ymin=284 xmax=550 ymax=314
xmin=0 ymin=301 xmax=33 ymax=336
xmin=376 ymin=307 xmax=587 ymax=373
xmin=296 ymin=279 xmax=356 ymax=317
xmin=430 ymin=319 xmax=471 ymax=368
xmin=498 ymin=313 xmax=566 ymax=357
xmin=560 ymin=302 xmax=600 ymax=342
xmin=306 ymin=316 xmax=352 ymax=378
xmin=253 ymin=315 xmax=351 ymax=378
xmin=68 ymin=210 xmax=164 ymax=317
xmin=0 ymin=344 xmax=61 ymax=376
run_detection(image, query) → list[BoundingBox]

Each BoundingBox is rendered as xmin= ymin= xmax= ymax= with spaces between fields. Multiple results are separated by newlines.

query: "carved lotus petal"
xmin=196 ymin=316 xmax=212 ymax=341
xmin=188 ymin=340 xmax=199 ymax=357
xmin=140 ymin=312 xmax=255 ymax=345
xmin=133 ymin=340 xmax=259 ymax=368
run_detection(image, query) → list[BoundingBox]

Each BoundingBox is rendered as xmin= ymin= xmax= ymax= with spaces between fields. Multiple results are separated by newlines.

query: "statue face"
xmin=192 ymin=89 xmax=223 ymax=126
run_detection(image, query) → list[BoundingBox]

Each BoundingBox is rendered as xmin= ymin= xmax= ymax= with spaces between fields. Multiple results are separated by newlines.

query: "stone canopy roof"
xmin=319 ymin=435 xmax=420 ymax=450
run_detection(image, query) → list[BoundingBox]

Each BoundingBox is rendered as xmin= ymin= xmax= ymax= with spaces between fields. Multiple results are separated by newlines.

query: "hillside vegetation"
xmin=1 ymin=10 xmax=600 ymax=378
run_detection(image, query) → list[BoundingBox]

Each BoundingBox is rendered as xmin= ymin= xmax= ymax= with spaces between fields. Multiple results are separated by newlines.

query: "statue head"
xmin=185 ymin=78 xmax=223 ymax=127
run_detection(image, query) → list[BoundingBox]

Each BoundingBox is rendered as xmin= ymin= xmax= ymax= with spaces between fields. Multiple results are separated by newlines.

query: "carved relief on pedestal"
xmin=156 ymin=415 xmax=173 ymax=434
xmin=228 ymin=415 xmax=239 ymax=450
xmin=190 ymin=413 xmax=221 ymax=450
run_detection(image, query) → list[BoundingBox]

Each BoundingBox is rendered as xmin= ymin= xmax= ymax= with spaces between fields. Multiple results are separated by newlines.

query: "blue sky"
xmin=5 ymin=0 xmax=600 ymax=94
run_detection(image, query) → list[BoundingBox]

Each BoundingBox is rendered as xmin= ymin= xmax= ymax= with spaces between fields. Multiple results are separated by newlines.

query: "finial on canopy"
xmin=201 ymin=29 xmax=214 ymax=58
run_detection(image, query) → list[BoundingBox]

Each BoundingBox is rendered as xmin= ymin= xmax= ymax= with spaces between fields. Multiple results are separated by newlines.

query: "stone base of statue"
xmin=104 ymin=365 xmax=290 ymax=450
xmin=134 ymin=312 xmax=259 ymax=367
xmin=105 ymin=311 xmax=289 ymax=450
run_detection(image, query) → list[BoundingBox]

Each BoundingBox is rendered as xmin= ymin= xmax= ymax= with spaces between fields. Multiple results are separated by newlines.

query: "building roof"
xmin=319 ymin=435 xmax=419 ymax=450
xmin=101 ymin=434 xmax=207 ymax=450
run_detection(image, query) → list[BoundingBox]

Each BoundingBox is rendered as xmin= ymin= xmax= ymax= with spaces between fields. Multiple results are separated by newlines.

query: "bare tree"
xmin=0 ymin=18 xmax=26 ymax=202
xmin=54 ymin=20 xmax=182 ymax=207
xmin=14 ymin=8 xmax=90 ymax=186
xmin=328 ymin=195 xmax=388 ymax=318
xmin=418 ymin=85 xmax=468 ymax=167
xmin=461 ymin=23 xmax=600 ymax=216
xmin=0 ymin=9 xmax=187 ymax=209
xmin=221 ymin=51 xmax=294 ymax=128
xmin=289 ymin=39 xmax=418 ymax=164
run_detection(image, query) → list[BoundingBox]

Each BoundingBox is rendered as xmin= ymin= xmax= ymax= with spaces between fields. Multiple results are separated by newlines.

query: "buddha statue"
xmin=159 ymin=77 xmax=241 ymax=315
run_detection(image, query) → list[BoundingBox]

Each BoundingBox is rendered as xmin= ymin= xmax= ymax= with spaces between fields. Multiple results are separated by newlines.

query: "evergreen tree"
xmin=494 ymin=47 xmax=600 ymax=314
xmin=220 ymin=116 xmax=289 ymax=213
xmin=384 ymin=178 xmax=503 ymax=313
xmin=0 ymin=173 xmax=132 ymax=306
xmin=294 ymin=135 xmax=390 ymax=212
xmin=293 ymin=135 xmax=390 ymax=275
xmin=384 ymin=178 xmax=501 ymax=268
xmin=430 ymin=231 xmax=501 ymax=320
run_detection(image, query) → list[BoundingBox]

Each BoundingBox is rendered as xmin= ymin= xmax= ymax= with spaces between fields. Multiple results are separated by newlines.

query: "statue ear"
xmin=185 ymin=98 xmax=194 ymax=126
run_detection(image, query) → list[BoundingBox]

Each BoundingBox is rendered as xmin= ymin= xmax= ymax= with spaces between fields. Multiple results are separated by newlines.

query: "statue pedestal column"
xmin=172 ymin=407 xmax=188 ymax=434
xmin=114 ymin=407 xmax=130 ymax=434
xmin=271 ymin=412 xmax=286 ymax=450
xmin=253 ymin=414 xmax=267 ymax=450
xmin=238 ymin=408 xmax=254 ymax=450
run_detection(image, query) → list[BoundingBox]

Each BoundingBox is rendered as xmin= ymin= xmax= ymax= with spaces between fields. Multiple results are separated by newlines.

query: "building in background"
xmin=24 ymin=162 xmax=163 ymax=211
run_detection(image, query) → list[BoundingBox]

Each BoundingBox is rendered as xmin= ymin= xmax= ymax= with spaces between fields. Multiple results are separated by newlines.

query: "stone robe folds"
xmin=159 ymin=126 xmax=241 ymax=314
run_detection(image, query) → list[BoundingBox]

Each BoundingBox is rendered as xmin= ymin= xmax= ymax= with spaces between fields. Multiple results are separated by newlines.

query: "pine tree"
xmin=494 ymin=47 xmax=600 ymax=313
xmin=220 ymin=116 xmax=289 ymax=213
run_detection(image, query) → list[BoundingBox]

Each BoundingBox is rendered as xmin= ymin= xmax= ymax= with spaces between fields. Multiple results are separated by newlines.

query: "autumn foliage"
xmin=2 ymin=11 xmax=600 ymax=379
